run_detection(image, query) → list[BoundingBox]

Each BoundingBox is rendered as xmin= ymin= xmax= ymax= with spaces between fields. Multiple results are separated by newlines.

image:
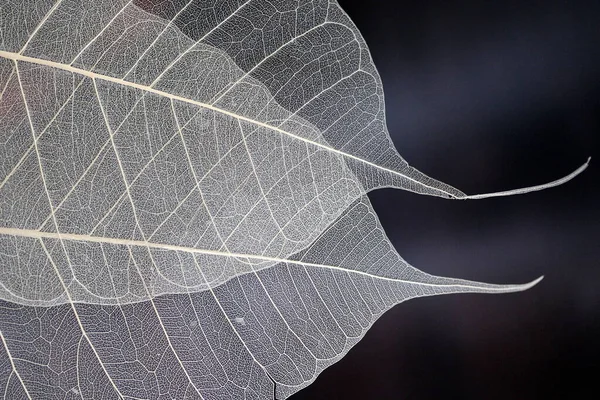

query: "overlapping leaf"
xmin=0 ymin=1 xmax=585 ymax=398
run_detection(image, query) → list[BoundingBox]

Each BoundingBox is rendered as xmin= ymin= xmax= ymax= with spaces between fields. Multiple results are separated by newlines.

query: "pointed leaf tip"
xmin=524 ymin=275 xmax=544 ymax=290
xmin=489 ymin=275 xmax=543 ymax=294
xmin=465 ymin=158 xmax=590 ymax=200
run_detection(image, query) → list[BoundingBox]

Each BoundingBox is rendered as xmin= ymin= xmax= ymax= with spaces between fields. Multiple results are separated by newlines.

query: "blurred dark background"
xmin=293 ymin=0 xmax=599 ymax=398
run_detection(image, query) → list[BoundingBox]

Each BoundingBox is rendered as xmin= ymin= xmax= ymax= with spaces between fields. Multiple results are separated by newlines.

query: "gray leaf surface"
xmin=0 ymin=1 xmax=587 ymax=398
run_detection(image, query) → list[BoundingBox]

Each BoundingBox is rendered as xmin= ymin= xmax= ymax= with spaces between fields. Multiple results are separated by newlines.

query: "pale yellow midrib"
xmin=0 ymin=226 xmax=540 ymax=291
xmin=0 ymin=50 xmax=453 ymax=198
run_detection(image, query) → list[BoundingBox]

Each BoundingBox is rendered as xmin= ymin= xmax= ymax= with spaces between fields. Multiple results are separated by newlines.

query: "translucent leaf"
xmin=0 ymin=0 xmax=587 ymax=398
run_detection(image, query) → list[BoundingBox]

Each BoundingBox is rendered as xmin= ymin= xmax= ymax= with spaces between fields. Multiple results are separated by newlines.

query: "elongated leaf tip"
xmin=526 ymin=275 xmax=544 ymax=289
xmin=465 ymin=158 xmax=590 ymax=200
xmin=482 ymin=275 xmax=544 ymax=293
xmin=493 ymin=275 xmax=544 ymax=294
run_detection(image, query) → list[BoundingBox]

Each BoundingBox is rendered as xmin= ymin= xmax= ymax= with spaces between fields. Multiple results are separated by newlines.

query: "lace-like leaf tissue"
xmin=0 ymin=0 xmax=587 ymax=398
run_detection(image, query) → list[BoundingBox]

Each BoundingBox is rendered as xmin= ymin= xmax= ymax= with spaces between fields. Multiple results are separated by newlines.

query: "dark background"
xmin=293 ymin=1 xmax=599 ymax=399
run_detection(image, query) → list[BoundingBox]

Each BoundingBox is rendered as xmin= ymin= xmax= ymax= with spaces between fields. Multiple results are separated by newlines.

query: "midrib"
xmin=0 ymin=226 xmax=541 ymax=291
xmin=0 ymin=50 xmax=451 ymax=198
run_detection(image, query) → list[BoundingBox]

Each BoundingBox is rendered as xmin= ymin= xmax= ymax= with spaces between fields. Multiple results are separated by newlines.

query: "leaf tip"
xmin=465 ymin=157 xmax=591 ymax=200
xmin=525 ymin=275 xmax=544 ymax=289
